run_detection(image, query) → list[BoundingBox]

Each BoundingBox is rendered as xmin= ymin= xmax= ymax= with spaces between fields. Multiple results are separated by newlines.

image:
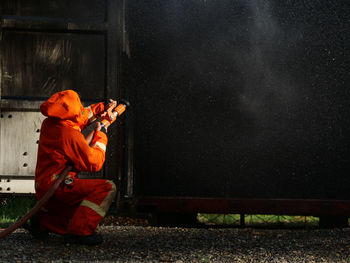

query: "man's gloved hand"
xmin=104 ymin=99 xmax=117 ymax=111
xmin=96 ymin=122 xmax=107 ymax=134
xmin=102 ymin=99 xmax=118 ymax=124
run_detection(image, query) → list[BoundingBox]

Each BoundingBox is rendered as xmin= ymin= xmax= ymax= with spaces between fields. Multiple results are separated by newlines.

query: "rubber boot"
xmin=22 ymin=214 xmax=49 ymax=240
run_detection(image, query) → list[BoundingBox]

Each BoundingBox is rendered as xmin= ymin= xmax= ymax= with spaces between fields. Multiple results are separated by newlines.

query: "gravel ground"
xmin=1 ymin=226 xmax=350 ymax=262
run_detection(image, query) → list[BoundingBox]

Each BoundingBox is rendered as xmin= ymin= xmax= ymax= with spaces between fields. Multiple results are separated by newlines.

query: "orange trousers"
xmin=36 ymin=178 xmax=116 ymax=236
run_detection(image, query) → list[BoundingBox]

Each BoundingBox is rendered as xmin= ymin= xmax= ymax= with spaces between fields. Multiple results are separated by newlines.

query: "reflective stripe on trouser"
xmin=37 ymin=179 xmax=116 ymax=236
xmin=68 ymin=180 xmax=116 ymax=235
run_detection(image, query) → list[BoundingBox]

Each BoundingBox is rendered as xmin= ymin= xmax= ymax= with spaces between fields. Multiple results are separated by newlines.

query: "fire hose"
xmin=0 ymin=101 xmax=129 ymax=239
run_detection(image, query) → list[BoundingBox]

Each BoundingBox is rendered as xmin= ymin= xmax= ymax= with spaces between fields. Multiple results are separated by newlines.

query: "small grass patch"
xmin=198 ymin=214 xmax=241 ymax=226
xmin=198 ymin=213 xmax=319 ymax=227
xmin=0 ymin=196 xmax=36 ymax=228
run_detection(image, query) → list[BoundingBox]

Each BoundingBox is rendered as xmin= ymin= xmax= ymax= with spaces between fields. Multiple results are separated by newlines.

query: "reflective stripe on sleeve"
xmin=85 ymin=106 xmax=97 ymax=123
xmin=92 ymin=141 xmax=106 ymax=152
xmin=86 ymin=106 xmax=93 ymax=119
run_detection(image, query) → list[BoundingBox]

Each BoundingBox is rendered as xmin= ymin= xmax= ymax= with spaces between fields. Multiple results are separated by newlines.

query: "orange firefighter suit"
xmin=35 ymin=90 xmax=116 ymax=236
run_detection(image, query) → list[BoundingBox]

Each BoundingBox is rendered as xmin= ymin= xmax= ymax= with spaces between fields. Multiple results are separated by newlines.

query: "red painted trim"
xmin=136 ymin=197 xmax=350 ymax=216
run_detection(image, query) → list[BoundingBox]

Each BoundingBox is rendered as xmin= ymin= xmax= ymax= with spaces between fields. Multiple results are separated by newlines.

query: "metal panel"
xmin=0 ymin=179 xmax=35 ymax=194
xmin=0 ymin=111 xmax=44 ymax=176
xmin=125 ymin=1 xmax=350 ymax=199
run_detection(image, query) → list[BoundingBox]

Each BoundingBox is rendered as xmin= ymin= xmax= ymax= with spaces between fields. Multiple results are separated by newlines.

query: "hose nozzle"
xmin=101 ymin=100 xmax=129 ymax=128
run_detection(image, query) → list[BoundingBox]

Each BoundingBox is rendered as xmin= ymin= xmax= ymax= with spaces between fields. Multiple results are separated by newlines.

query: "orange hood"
xmin=40 ymin=90 xmax=87 ymax=126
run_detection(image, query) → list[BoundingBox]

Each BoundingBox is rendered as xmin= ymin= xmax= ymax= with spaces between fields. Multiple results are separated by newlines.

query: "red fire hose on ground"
xmin=0 ymin=101 xmax=129 ymax=239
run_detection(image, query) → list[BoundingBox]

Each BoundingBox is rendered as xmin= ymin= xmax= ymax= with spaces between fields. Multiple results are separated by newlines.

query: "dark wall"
xmin=124 ymin=0 xmax=350 ymax=199
xmin=2 ymin=0 xmax=350 ymax=200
